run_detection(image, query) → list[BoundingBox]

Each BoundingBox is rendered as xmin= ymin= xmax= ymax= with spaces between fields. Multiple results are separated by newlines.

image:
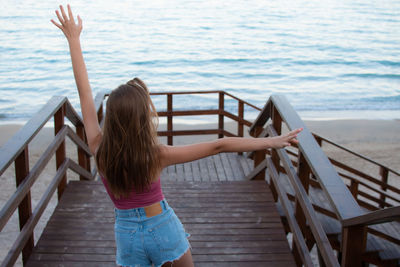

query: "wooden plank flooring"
xmin=161 ymin=153 xmax=253 ymax=182
xmin=26 ymin=179 xmax=295 ymax=266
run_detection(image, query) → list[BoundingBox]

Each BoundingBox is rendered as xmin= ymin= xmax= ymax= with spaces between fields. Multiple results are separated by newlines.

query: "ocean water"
xmin=0 ymin=0 xmax=399 ymax=123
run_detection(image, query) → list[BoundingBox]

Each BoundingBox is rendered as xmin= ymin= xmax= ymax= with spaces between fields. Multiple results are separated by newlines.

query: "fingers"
xmin=77 ymin=15 xmax=82 ymax=28
xmin=289 ymin=128 xmax=303 ymax=136
xmin=55 ymin=10 xmax=64 ymax=25
xmin=50 ymin=19 xmax=63 ymax=30
xmin=60 ymin=5 xmax=69 ymax=22
xmin=67 ymin=4 xmax=75 ymax=23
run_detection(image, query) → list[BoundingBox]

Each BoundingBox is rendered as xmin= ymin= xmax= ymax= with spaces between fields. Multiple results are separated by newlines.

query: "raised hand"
xmin=50 ymin=4 xmax=102 ymax=155
xmin=270 ymin=128 xmax=303 ymax=149
xmin=51 ymin=4 xmax=82 ymax=41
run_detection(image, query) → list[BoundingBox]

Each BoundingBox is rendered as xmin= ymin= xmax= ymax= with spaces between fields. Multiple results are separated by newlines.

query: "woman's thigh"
xmin=161 ymin=249 xmax=194 ymax=267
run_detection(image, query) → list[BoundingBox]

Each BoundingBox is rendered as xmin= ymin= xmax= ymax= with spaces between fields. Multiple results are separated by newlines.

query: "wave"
xmin=374 ymin=60 xmax=400 ymax=67
xmin=341 ymin=73 xmax=400 ymax=79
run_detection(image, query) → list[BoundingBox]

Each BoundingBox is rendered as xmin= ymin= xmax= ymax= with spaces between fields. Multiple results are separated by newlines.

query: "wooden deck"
xmin=25 ymin=153 xmax=295 ymax=267
xmin=161 ymin=152 xmax=253 ymax=182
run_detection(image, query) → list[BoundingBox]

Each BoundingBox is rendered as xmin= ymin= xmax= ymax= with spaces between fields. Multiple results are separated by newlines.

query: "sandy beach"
xmin=1 ymin=119 xmax=399 ymax=266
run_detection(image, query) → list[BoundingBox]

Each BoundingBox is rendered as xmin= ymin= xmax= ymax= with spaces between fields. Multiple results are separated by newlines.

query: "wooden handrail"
xmin=253 ymin=95 xmax=364 ymax=221
xmin=267 ymin=125 xmax=339 ymax=267
xmin=342 ymin=206 xmax=400 ymax=227
xmin=1 ymin=157 xmax=95 ymax=267
xmin=266 ymin=157 xmax=314 ymax=267
xmin=0 ymin=96 xmax=65 ymax=176
xmin=0 ymin=97 xmax=86 ymax=177
xmin=0 ymin=94 xmax=101 ymax=266
xmin=0 ymin=125 xmax=94 ymax=233
xmin=0 ymin=125 xmax=68 ymax=232
xmin=247 ymin=95 xmax=385 ymax=266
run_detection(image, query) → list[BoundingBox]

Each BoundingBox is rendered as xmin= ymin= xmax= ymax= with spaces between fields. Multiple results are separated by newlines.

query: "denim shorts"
xmin=114 ymin=199 xmax=190 ymax=267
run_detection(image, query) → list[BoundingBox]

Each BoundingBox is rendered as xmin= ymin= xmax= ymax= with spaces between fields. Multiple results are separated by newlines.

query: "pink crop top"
xmin=101 ymin=176 xmax=164 ymax=209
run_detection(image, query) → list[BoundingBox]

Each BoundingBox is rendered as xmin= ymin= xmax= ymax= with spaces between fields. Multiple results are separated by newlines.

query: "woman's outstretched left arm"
xmin=160 ymin=128 xmax=303 ymax=168
xmin=51 ymin=5 xmax=101 ymax=154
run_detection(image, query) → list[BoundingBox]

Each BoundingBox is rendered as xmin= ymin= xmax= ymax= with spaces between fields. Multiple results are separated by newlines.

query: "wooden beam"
xmin=54 ymin=104 xmax=67 ymax=200
xmin=167 ymin=94 xmax=173 ymax=145
xmin=218 ymin=92 xmax=224 ymax=138
xmin=341 ymin=225 xmax=366 ymax=267
xmin=342 ymin=206 xmax=400 ymax=227
xmin=266 ymin=157 xmax=314 ymax=267
xmin=14 ymin=147 xmax=33 ymax=265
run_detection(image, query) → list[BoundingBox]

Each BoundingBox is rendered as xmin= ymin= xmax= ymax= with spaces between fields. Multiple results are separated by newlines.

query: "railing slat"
xmin=266 ymin=157 xmax=314 ymax=267
xmin=0 ymin=96 xmax=66 ymax=176
xmin=54 ymin=104 xmax=67 ymax=200
xmin=249 ymin=99 xmax=271 ymax=134
xmin=314 ymin=133 xmax=400 ymax=176
xmin=158 ymin=109 xmax=219 ymax=117
xmin=14 ymin=147 xmax=33 ymax=265
xmin=343 ymin=206 xmax=400 ymax=227
xmin=68 ymin=158 xmax=94 ymax=181
xmin=267 ymin=125 xmax=339 ymax=267
xmin=66 ymin=127 xmax=92 ymax=156
xmin=64 ymin=99 xmax=84 ymax=127
xmin=0 ymin=126 xmax=68 ymax=233
xmin=218 ymin=92 xmax=224 ymax=138
xmin=1 ymin=159 xmax=70 ymax=267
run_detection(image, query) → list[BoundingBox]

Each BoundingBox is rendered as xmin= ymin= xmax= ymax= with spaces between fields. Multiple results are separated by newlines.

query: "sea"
xmin=0 ymin=0 xmax=399 ymax=124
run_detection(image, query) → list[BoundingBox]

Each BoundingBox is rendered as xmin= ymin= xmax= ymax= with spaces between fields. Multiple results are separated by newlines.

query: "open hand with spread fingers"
xmin=51 ymin=4 xmax=82 ymax=41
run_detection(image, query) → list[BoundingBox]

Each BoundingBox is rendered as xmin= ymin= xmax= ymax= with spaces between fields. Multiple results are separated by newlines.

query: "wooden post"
xmin=238 ymin=100 xmax=244 ymax=155
xmin=97 ymin=103 xmax=103 ymax=124
xmin=77 ymin=125 xmax=90 ymax=180
xmin=291 ymin=241 xmax=303 ymax=267
xmin=218 ymin=92 xmax=224 ymax=139
xmin=253 ymin=126 xmax=266 ymax=181
xmin=315 ymin=135 xmax=323 ymax=147
xmin=14 ymin=147 xmax=34 ymax=265
xmin=271 ymin=106 xmax=282 ymax=173
xmin=294 ymin=152 xmax=311 ymax=248
xmin=379 ymin=166 xmax=389 ymax=208
xmin=350 ymin=180 xmax=359 ymax=199
xmin=268 ymin=105 xmax=282 ymax=200
xmin=297 ymin=152 xmax=310 ymax=193
xmin=167 ymin=94 xmax=173 ymax=145
xmin=341 ymin=225 xmax=366 ymax=267
xmin=54 ymin=104 xmax=67 ymax=200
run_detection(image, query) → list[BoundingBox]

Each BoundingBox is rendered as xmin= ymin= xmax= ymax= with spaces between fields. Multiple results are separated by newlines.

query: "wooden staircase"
xmin=1 ymin=91 xmax=399 ymax=266
xmin=247 ymin=95 xmax=400 ymax=266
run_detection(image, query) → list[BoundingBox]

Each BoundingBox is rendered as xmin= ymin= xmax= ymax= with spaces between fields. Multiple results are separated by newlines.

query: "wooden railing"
xmin=150 ymin=90 xmax=261 ymax=144
xmin=313 ymin=134 xmax=400 ymax=210
xmin=247 ymin=94 xmax=400 ymax=267
xmin=0 ymin=96 xmax=97 ymax=267
xmin=247 ymin=96 xmax=344 ymax=266
xmin=0 ymin=90 xmax=260 ymax=266
xmin=96 ymin=90 xmax=261 ymax=147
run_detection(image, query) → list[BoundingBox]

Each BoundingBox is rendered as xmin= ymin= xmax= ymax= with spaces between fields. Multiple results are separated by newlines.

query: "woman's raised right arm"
xmin=51 ymin=5 xmax=101 ymax=154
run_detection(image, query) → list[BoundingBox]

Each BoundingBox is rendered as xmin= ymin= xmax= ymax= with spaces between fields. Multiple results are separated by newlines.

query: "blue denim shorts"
xmin=114 ymin=199 xmax=190 ymax=267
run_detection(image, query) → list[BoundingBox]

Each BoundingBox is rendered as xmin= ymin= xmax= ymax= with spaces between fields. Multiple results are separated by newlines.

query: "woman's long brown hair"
xmin=96 ymin=78 xmax=161 ymax=198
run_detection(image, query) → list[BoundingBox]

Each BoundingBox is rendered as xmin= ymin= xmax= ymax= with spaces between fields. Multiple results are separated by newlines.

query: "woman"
xmin=51 ymin=5 xmax=302 ymax=267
